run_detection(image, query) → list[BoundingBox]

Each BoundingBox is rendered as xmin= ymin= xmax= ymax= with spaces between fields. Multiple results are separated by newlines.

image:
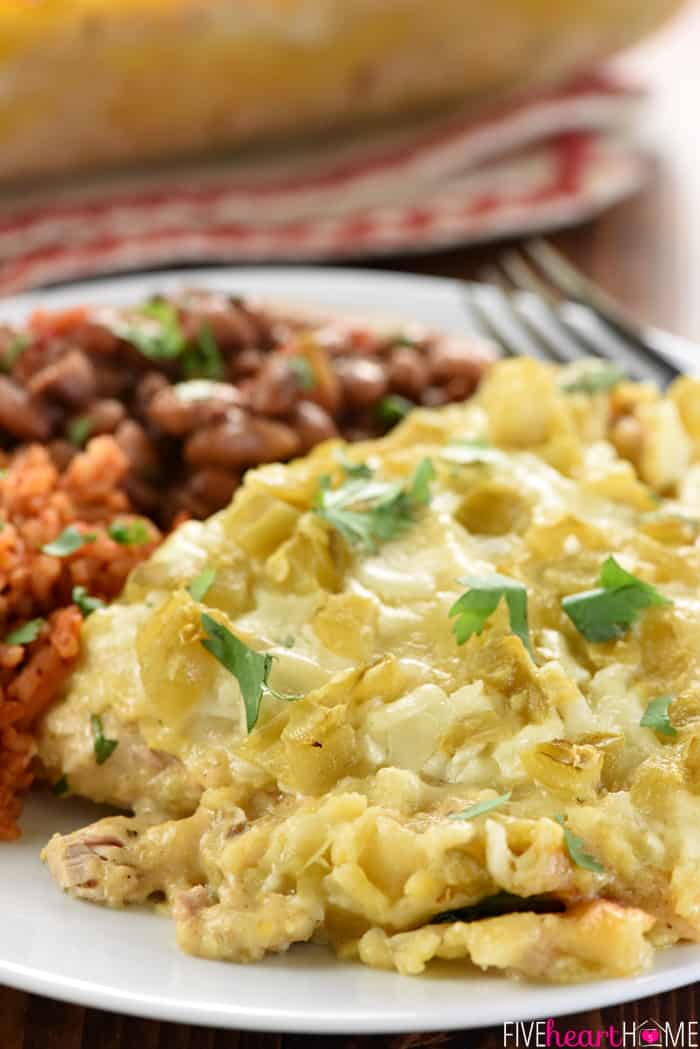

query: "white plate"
xmin=2 ymin=266 xmax=699 ymax=1034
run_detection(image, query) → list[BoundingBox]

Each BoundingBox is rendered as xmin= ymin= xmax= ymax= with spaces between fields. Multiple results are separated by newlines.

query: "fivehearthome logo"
xmin=503 ymin=1018 xmax=699 ymax=1048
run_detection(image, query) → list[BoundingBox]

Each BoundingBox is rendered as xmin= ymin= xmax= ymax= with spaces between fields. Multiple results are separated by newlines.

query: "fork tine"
xmin=498 ymin=250 xmax=558 ymax=306
xmin=497 ymin=249 xmax=639 ymax=370
xmin=485 ymin=258 xmax=585 ymax=366
xmin=464 ymin=283 xmax=558 ymax=363
xmin=525 ymin=238 xmax=636 ymax=326
xmin=524 ymin=238 xmax=680 ymax=385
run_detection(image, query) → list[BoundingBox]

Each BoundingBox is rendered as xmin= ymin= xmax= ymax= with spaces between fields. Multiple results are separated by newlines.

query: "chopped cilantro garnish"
xmin=72 ymin=586 xmax=106 ymax=618
xmin=200 ymin=613 xmax=298 ymax=732
xmin=66 ymin=415 xmax=93 ymax=448
xmin=313 ymin=457 xmax=434 ymax=553
xmin=555 ymin=815 xmax=604 ymax=873
xmin=115 ymin=300 xmax=185 ymax=360
xmin=4 ymin=618 xmax=44 ymax=645
xmin=187 ymin=567 xmax=217 ymax=602
xmin=561 ymin=362 xmax=625 ymax=395
xmin=181 ymin=324 xmax=224 ymax=380
xmin=562 ymin=556 xmax=671 ymax=643
xmin=449 ymin=792 xmax=512 ymax=821
xmin=409 ymin=457 xmax=436 ymax=505
xmin=288 ymin=356 xmax=316 ymax=391
xmin=52 ymin=775 xmax=70 ymax=796
xmin=376 ymin=394 xmax=415 ymax=426
xmin=433 ymin=892 xmax=564 ymax=925
xmin=90 ymin=714 xmax=119 ymax=765
xmin=1 ymin=333 xmax=30 ymax=372
xmin=449 ymin=574 xmax=531 ymax=653
xmin=442 ymin=439 xmax=506 ymax=466
xmin=333 ymin=449 xmax=373 ymax=479
xmin=640 ymin=695 xmax=677 ymax=738
xmin=389 ymin=333 xmax=421 ymax=349
xmin=108 ymin=520 xmax=150 ymax=546
xmin=42 ymin=525 xmax=97 ymax=557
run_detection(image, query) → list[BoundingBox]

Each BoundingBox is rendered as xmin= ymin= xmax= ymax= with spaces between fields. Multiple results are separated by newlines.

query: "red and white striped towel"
xmin=0 ymin=72 xmax=645 ymax=294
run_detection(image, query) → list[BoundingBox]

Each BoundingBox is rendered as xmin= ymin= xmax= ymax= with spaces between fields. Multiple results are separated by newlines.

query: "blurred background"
xmin=0 ymin=0 xmax=697 ymax=330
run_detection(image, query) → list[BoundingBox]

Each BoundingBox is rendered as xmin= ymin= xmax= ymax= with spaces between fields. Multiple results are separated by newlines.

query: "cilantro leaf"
xmin=187 ymin=567 xmax=217 ymax=602
xmin=72 ymin=585 xmax=106 ymax=618
xmin=408 ymin=457 xmax=436 ymax=505
xmin=66 ymin=415 xmax=93 ymax=448
xmin=561 ymin=362 xmax=625 ymax=395
xmin=52 ymin=775 xmax=70 ymax=796
xmin=200 ymin=613 xmax=274 ymax=732
xmin=442 ymin=439 xmax=506 ymax=466
xmin=562 ymin=556 xmax=671 ymax=643
xmin=114 ymin=301 xmax=185 ymax=360
xmin=334 ymin=449 xmax=373 ymax=479
xmin=90 ymin=714 xmax=119 ymax=765
xmin=555 ymin=815 xmax=604 ymax=873
xmin=641 ymin=695 xmax=677 ymax=738
xmin=389 ymin=333 xmax=421 ymax=349
xmin=108 ymin=520 xmax=150 ymax=546
xmin=288 ymin=356 xmax=316 ymax=391
xmin=181 ymin=324 xmax=224 ymax=380
xmin=1 ymin=333 xmax=30 ymax=372
xmin=449 ymin=574 xmax=531 ymax=653
xmin=449 ymin=791 xmax=512 ymax=821
xmin=4 ymin=618 xmax=44 ymax=645
xmin=432 ymin=892 xmax=564 ymax=925
xmin=314 ymin=458 xmax=434 ymax=553
xmin=42 ymin=525 xmax=97 ymax=557
xmin=376 ymin=394 xmax=415 ymax=426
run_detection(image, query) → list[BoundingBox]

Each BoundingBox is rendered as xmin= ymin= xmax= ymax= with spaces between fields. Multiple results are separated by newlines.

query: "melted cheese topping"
xmin=39 ymin=359 xmax=700 ymax=980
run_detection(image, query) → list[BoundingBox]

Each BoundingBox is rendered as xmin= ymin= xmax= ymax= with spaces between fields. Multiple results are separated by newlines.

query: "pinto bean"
xmin=386 ymin=347 xmax=431 ymax=399
xmin=249 ymin=356 xmax=299 ymax=417
xmin=231 ymin=348 xmax=265 ymax=379
xmin=289 ymin=401 xmax=338 ymax=453
xmin=94 ymin=361 xmax=133 ymax=399
xmin=68 ymin=321 xmax=122 ymax=355
xmin=114 ymin=420 xmax=159 ymax=477
xmin=146 ymin=386 xmax=196 ymax=436
xmin=133 ymin=371 xmax=169 ymax=418
xmin=340 ymin=422 xmax=377 ymax=442
xmin=428 ymin=338 xmax=491 ymax=388
xmin=184 ymin=468 xmax=240 ymax=514
xmin=420 ymin=386 xmax=450 ymax=407
xmin=85 ymin=399 xmax=126 ymax=435
xmin=148 ymin=383 xmax=243 ymax=436
xmin=47 ymin=439 xmax=78 ymax=471
xmin=180 ymin=299 xmax=261 ymax=350
xmin=122 ymin=474 xmax=162 ymax=515
xmin=443 ymin=374 xmax=483 ymax=401
xmin=26 ymin=350 xmax=97 ymax=407
xmin=0 ymin=377 xmax=51 ymax=440
xmin=334 ymin=357 xmax=388 ymax=409
xmin=184 ymin=408 xmax=300 ymax=469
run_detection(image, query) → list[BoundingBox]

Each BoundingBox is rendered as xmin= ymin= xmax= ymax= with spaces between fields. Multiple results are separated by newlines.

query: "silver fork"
xmin=463 ymin=238 xmax=688 ymax=386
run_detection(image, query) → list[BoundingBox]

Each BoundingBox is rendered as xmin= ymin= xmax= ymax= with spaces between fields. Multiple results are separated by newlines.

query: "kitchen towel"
xmin=0 ymin=72 xmax=645 ymax=294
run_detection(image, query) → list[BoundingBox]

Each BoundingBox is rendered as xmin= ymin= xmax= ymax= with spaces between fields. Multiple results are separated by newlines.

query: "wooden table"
xmin=3 ymin=3 xmax=700 ymax=1046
